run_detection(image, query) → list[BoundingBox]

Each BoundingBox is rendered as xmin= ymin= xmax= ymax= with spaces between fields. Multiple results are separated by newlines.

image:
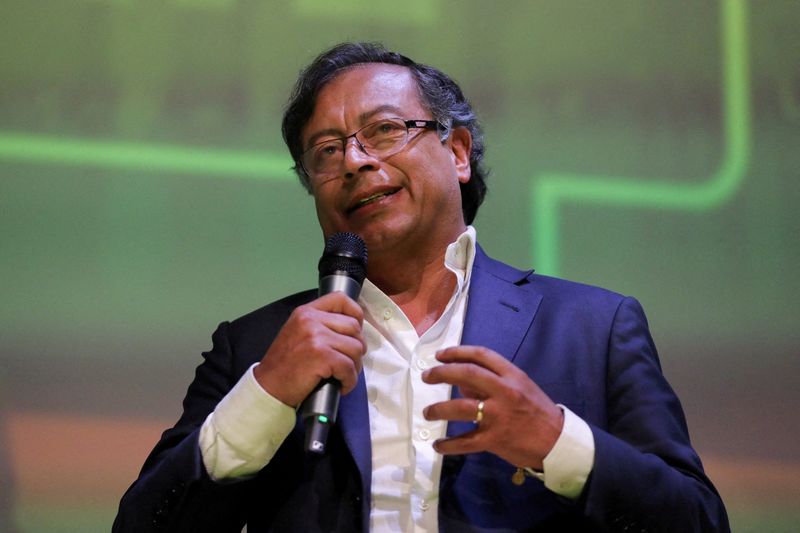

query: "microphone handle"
xmin=302 ymin=378 xmax=340 ymax=454
xmin=301 ymin=273 xmax=363 ymax=454
xmin=319 ymin=273 xmax=362 ymax=300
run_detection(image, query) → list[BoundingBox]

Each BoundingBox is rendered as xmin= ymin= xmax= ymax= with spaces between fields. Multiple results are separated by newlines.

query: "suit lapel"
xmin=449 ymin=247 xmax=542 ymax=437
xmin=460 ymin=247 xmax=542 ymax=364
xmin=337 ymin=372 xmax=372 ymax=511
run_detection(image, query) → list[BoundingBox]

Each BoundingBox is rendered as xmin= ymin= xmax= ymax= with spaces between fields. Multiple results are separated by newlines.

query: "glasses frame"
xmin=300 ymin=118 xmax=447 ymax=181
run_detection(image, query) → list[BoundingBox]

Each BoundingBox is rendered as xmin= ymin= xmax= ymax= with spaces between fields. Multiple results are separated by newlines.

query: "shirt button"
xmin=382 ymin=308 xmax=393 ymax=320
xmin=418 ymin=428 xmax=431 ymax=440
xmin=419 ymin=501 xmax=430 ymax=511
xmin=415 ymin=359 xmax=428 ymax=370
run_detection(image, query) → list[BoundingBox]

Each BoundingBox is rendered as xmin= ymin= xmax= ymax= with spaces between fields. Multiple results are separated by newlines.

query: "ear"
xmin=448 ymin=126 xmax=472 ymax=184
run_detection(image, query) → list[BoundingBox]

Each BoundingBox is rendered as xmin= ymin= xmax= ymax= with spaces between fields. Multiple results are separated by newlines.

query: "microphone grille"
xmin=318 ymin=232 xmax=368 ymax=283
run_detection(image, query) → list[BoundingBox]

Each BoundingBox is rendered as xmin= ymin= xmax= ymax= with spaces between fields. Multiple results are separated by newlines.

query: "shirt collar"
xmin=443 ymin=226 xmax=477 ymax=293
xmin=360 ymin=226 xmax=477 ymax=305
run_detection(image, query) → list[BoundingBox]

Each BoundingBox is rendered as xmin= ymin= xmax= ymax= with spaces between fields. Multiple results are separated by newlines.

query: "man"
xmin=114 ymin=42 xmax=729 ymax=532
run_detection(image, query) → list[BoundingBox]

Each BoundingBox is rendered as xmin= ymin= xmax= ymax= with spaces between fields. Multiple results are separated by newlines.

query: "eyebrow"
xmin=304 ymin=104 xmax=406 ymax=150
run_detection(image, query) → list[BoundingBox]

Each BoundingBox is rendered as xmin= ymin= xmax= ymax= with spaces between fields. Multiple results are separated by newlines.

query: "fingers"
xmin=420 ymin=346 xmax=563 ymax=467
xmin=433 ymin=430 xmax=486 ymax=456
xmin=435 ymin=345 xmax=519 ymax=377
xmin=422 ymin=395 xmax=488 ymax=456
xmin=424 ymin=398 xmax=484 ymax=423
xmin=308 ymin=292 xmax=366 ymax=354
xmin=299 ymin=308 xmax=366 ymax=360
xmin=422 ymin=363 xmax=499 ymax=400
xmin=423 ymin=345 xmax=529 ymax=400
xmin=314 ymin=291 xmax=364 ymax=325
xmin=320 ymin=335 xmax=366 ymax=395
xmin=255 ymin=293 xmax=366 ymax=406
xmin=423 ymin=345 xmax=520 ymax=400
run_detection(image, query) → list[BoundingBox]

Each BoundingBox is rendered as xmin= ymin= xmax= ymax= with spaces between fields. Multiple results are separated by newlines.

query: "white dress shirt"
xmin=358 ymin=226 xmax=475 ymax=532
xmin=198 ymin=227 xmax=594 ymax=531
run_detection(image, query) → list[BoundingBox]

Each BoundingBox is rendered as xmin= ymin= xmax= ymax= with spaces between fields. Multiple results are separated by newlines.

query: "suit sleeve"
xmin=580 ymin=297 xmax=730 ymax=532
xmin=112 ymin=321 xmax=255 ymax=533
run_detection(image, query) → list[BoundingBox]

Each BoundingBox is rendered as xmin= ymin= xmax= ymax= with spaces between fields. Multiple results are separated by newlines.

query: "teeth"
xmin=358 ymin=192 xmax=387 ymax=205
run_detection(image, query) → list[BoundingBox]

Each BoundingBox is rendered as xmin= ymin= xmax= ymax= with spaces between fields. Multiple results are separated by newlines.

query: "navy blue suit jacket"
xmin=114 ymin=247 xmax=729 ymax=532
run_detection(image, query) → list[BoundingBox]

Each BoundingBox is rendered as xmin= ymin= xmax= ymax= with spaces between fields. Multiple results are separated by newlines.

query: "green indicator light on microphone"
xmin=318 ymin=415 xmax=329 ymax=424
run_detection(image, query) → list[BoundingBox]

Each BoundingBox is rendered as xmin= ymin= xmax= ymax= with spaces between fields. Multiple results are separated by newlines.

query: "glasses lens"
xmin=359 ymin=119 xmax=408 ymax=152
xmin=303 ymin=140 xmax=342 ymax=178
xmin=302 ymin=119 xmax=410 ymax=180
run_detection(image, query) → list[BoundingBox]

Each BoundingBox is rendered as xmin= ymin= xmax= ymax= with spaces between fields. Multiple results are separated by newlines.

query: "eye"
xmin=314 ymin=141 xmax=342 ymax=160
xmin=377 ymin=121 xmax=402 ymax=134
xmin=363 ymin=119 xmax=404 ymax=139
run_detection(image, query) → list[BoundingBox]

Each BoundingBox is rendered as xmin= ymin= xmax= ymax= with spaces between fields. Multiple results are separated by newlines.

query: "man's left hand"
xmin=421 ymin=345 xmax=564 ymax=470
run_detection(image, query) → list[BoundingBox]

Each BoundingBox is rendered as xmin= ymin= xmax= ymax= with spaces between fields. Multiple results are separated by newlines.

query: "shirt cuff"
xmin=540 ymin=404 xmax=595 ymax=499
xmin=199 ymin=363 xmax=296 ymax=481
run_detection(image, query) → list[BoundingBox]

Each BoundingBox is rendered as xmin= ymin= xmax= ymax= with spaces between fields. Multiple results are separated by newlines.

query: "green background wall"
xmin=1 ymin=1 xmax=798 ymax=531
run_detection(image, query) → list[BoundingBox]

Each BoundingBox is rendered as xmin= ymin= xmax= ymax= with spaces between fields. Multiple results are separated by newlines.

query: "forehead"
xmin=302 ymin=64 xmax=427 ymax=142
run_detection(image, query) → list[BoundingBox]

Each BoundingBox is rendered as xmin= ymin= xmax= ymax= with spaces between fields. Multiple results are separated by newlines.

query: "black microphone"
xmin=300 ymin=232 xmax=368 ymax=454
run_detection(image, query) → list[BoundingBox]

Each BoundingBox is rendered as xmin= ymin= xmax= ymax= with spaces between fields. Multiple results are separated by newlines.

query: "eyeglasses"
xmin=300 ymin=118 xmax=446 ymax=181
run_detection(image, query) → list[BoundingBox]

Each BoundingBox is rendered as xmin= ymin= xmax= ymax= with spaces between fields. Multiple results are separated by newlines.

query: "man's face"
xmin=300 ymin=63 xmax=472 ymax=260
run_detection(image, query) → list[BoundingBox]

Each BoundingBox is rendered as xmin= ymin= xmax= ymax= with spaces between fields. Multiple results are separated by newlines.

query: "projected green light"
xmin=0 ymin=0 xmax=751 ymax=279
xmin=0 ymin=133 xmax=294 ymax=181
xmin=531 ymin=0 xmax=751 ymax=275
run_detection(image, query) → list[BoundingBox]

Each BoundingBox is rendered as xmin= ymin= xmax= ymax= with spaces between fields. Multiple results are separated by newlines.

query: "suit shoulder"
xmin=529 ymin=273 xmax=624 ymax=300
xmin=475 ymin=245 xmax=631 ymax=310
xmin=227 ymin=288 xmax=317 ymax=336
xmin=518 ymin=274 xmax=654 ymax=346
xmin=526 ymin=273 xmax=644 ymax=322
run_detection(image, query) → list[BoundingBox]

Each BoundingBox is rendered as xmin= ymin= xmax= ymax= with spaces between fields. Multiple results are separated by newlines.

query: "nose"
xmin=342 ymin=136 xmax=379 ymax=179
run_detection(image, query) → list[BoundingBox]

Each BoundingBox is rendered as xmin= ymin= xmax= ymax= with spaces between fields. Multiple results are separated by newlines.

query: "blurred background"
xmin=1 ymin=0 xmax=798 ymax=531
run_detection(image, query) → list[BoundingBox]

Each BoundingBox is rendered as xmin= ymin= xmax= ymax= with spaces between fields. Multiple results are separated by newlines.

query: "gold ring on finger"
xmin=473 ymin=400 xmax=485 ymax=425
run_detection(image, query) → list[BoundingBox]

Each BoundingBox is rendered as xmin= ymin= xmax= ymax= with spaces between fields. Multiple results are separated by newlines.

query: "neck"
xmin=367 ymin=234 xmax=463 ymax=336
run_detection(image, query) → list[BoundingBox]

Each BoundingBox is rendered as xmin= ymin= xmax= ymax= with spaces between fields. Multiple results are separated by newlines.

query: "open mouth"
xmin=347 ymin=188 xmax=400 ymax=214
